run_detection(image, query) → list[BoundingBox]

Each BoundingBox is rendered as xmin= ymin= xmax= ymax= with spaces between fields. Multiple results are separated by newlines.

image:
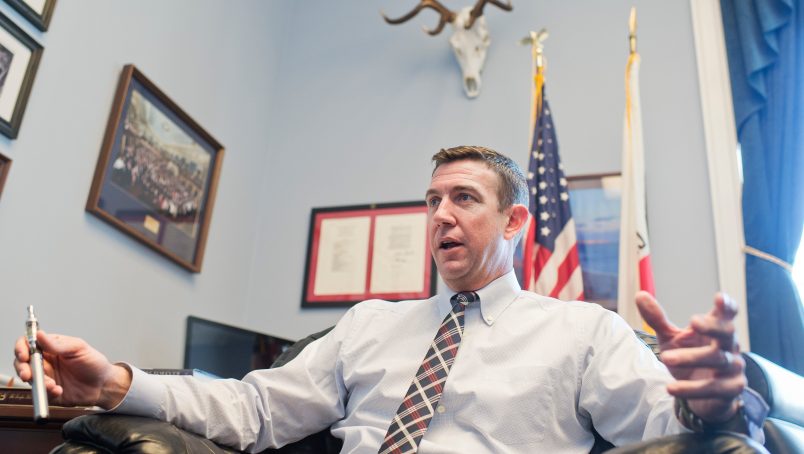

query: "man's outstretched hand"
xmin=13 ymin=332 xmax=132 ymax=409
xmin=636 ymin=291 xmax=746 ymax=423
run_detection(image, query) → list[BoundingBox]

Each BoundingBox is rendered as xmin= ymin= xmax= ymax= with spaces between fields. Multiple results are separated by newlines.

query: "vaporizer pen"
xmin=25 ymin=305 xmax=49 ymax=421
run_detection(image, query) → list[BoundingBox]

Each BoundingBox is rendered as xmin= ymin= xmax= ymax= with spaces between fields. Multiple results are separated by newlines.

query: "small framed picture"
xmin=567 ymin=173 xmax=622 ymax=311
xmin=86 ymin=65 xmax=224 ymax=273
xmin=0 ymin=151 xmax=10 ymax=200
xmin=4 ymin=0 xmax=56 ymax=32
xmin=302 ymin=201 xmax=437 ymax=308
xmin=0 ymin=11 xmax=42 ymax=139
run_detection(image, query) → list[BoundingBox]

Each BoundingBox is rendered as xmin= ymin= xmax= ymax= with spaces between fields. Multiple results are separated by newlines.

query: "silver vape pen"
xmin=25 ymin=305 xmax=49 ymax=421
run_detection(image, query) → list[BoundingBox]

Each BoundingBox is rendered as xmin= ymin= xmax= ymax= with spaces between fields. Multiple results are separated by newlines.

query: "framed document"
xmin=86 ymin=65 xmax=224 ymax=273
xmin=567 ymin=173 xmax=622 ymax=311
xmin=302 ymin=201 xmax=436 ymax=307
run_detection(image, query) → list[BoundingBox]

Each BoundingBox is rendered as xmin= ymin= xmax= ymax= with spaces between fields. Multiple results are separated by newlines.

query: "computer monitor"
xmin=183 ymin=316 xmax=295 ymax=379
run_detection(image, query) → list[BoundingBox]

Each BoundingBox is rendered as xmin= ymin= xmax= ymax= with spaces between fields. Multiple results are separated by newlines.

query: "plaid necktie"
xmin=378 ymin=291 xmax=479 ymax=454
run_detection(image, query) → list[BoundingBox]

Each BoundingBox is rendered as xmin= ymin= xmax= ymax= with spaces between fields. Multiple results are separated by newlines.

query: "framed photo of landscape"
xmin=86 ymin=65 xmax=224 ymax=273
xmin=302 ymin=201 xmax=436 ymax=308
xmin=0 ymin=11 xmax=42 ymax=139
xmin=4 ymin=0 xmax=57 ymax=32
xmin=567 ymin=172 xmax=622 ymax=311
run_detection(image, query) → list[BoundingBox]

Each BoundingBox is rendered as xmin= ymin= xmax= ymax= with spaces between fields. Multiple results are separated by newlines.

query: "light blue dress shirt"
xmin=115 ymin=271 xmax=686 ymax=453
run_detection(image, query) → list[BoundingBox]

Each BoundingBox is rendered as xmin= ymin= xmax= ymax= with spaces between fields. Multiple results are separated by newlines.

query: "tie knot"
xmin=450 ymin=291 xmax=479 ymax=307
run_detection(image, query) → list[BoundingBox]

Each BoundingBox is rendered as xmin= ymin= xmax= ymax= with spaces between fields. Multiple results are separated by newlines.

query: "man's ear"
xmin=504 ymin=204 xmax=529 ymax=240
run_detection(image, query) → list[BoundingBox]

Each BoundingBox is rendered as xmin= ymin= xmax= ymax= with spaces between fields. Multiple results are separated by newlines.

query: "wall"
xmin=247 ymin=0 xmax=719 ymax=340
xmin=0 ymin=0 xmax=720 ymax=373
xmin=0 ymin=0 xmax=285 ymax=368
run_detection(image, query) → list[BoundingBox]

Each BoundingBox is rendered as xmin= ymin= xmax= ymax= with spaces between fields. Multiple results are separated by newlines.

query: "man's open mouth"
xmin=440 ymin=241 xmax=462 ymax=250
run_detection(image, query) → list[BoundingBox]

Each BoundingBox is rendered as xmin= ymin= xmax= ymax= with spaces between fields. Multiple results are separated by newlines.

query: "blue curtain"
xmin=721 ymin=0 xmax=804 ymax=375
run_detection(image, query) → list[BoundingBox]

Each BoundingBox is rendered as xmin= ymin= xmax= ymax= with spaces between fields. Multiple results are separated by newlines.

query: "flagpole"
xmin=619 ymin=7 xmax=656 ymax=332
xmin=520 ymin=29 xmax=549 ymax=290
xmin=521 ymin=29 xmax=549 ymax=129
xmin=625 ymin=8 xmax=637 ymax=134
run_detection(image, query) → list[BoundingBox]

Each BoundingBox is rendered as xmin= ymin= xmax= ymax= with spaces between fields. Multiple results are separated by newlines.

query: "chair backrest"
xmin=271 ymin=326 xmax=334 ymax=369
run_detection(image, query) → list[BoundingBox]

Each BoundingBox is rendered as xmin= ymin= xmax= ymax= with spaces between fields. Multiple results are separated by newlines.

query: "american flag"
xmin=521 ymin=85 xmax=584 ymax=301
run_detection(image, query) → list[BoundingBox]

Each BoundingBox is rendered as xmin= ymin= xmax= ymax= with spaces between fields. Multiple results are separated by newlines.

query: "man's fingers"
xmin=14 ymin=336 xmax=29 ymax=362
xmin=691 ymin=314 xmax=738 ymax=351
xmin=14 ymin=336 xmax=32 ymax=381
xmin=14 ymin=331 xmax=60 ymax=360
xmin=13 ymin=358 xmax=31 ymax=381
xmin=694 ymin=293 xmax=739 ymax=352
xmin=35 ymin=331 xmax=70 ymax=355
xmin=661 ymin=346 xmax=745 ymax=373
xmin=710 ymin=292 xmax=738 ymax=320
xmin=635 ymin=291 xmax=679 ymax=341
xmin=44 ymin=376 xmax=63 ymax=399
xmin=16 ymin=362 xmax=63 ymax=400
xmin=14 ymin=332 xmax=73 ymax=387
xmin=666 ymin=374 xmax=746 ymax=400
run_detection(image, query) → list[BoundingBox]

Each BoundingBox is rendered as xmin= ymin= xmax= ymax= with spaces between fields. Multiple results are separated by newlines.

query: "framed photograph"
xmin=86 ymin=65 xmax=224 ymax=273
xmin=4 ymin=0 xmax=56 ymax=32
xmin=302 ymin=201 xmax=437 ymax=308
xmin=0 ymin=11 xmax=41 ymax=139
xmin=567 ymin=173 xmax=622 ymax=311
xmin=0 ymin=151 xmax=10 ymax=200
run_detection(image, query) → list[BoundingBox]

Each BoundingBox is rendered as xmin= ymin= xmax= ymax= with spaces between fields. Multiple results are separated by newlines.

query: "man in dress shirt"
xmin=14 ymin=146 xmax=764 ymax=453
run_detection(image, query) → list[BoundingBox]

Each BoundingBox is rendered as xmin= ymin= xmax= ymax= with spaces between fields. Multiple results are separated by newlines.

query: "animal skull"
xmin=449 ymin=7 xmax=490 ymax=98
xmin=382 ymin=0 xmax=512 ymax=99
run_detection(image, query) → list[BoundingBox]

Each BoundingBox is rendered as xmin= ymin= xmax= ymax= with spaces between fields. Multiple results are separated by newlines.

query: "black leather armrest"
xmin=605 ymin=432 xmax=769 ymax=454
xmin=52 ymin=413 xmax=342 ymax=454
xmin=53 ymin=414 xmax=239 ymax=454
xmin=53 ymin=327 xmax=343 ymax=454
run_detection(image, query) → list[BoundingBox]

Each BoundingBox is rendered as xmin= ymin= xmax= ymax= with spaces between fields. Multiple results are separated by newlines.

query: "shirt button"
xmin=437 ymin=405 xmax=446 ymax=413
xmin=486 ymin=316 xmax=494 ymax=323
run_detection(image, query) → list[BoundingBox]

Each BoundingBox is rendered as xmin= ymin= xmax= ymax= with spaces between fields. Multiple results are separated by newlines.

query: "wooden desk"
xmin=0 ymin=405 xmax=97 ymax=453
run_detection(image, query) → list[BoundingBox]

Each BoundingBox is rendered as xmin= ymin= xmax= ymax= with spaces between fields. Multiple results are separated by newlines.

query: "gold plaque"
xmin=143 ymin=215 xmax=160 ymax=235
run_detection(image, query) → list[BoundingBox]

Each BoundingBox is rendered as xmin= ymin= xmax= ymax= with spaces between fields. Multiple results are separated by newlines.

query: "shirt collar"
xmin=437 ymin=270 xmax=522 ymax=325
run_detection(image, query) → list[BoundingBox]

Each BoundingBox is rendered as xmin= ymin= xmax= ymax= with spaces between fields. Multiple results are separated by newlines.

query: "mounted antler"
xmin=381 ymin=0 xmax=456 ymax=36
xmin=466 ymin=0 xmax=512 ymax=29
xmin=381 ymin=0 xmax=514 ymax=98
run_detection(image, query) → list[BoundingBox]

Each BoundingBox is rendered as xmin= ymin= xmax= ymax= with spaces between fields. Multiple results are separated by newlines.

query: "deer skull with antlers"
xmin=383 ymin=0 xmax=513 ymax=98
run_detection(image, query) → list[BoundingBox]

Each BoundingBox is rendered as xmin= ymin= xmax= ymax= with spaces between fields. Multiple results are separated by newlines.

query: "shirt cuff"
xmin=742 ymin=387 xmax=769 ymax=443
xmin=105 ymin=363 xmax=165 ymax=420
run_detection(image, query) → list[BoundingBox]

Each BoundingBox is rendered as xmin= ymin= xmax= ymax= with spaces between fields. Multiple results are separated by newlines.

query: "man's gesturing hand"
xmin=636 ymin=291 xmax=746 ymax=423
xmin=13 ymin=332 xmax=132 ymax=409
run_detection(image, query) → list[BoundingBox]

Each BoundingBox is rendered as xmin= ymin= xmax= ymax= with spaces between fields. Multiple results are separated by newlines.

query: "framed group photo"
xmin=87 ymin=65 xmax=224 ymax=273
xmin=0 ymin=11 xmax=42 ymax=139
xmin=567 ymin=172 xmax=622 ymax=311
xmin=5 ymin=0 xmax=57 ymax=31
xmin=302 ymin=201 xmax=437 ymax=307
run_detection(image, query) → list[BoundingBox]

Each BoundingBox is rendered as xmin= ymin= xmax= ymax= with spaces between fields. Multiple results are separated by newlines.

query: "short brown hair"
xmin=432 ymin=145 xmax=528 ymax=212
